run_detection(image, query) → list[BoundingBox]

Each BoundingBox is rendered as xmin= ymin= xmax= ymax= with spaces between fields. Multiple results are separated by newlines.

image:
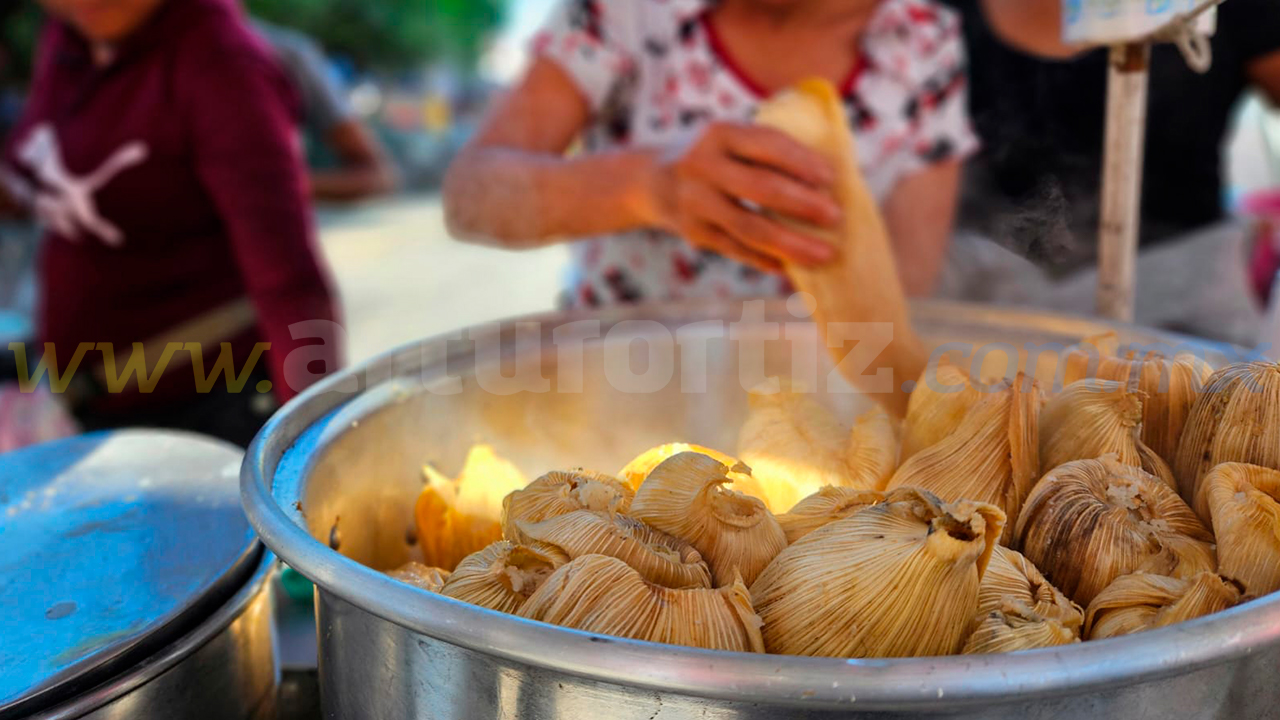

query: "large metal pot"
xmin=242 ymin=299 xmax=1280 ymax=719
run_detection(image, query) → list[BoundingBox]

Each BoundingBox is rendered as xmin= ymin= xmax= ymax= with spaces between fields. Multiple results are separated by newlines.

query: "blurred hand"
xmin=644 ymin=122 xmax=841 ymax=272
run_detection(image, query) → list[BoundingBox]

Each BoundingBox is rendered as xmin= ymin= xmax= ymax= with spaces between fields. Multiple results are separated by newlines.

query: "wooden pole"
xmin=1096 ymin=42 xmax=1152 ymax=322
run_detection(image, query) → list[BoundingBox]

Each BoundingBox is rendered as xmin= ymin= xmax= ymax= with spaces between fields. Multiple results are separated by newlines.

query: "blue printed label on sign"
xmin=1064 ymin=0 xmax=1216 ymax=44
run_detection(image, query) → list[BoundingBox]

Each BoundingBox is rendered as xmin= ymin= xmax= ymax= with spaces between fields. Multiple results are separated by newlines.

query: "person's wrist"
xmin=622 ymin=149 xmax=670 ymax=231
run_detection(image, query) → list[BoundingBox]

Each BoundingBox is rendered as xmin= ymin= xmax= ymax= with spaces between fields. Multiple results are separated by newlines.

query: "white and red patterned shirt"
xmin=534 ymin=0 xmax=978 ymax=308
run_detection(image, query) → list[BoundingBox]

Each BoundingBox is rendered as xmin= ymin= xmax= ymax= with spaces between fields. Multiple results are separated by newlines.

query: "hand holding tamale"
xmin=756 ymin=79 xmax=927 ymax=418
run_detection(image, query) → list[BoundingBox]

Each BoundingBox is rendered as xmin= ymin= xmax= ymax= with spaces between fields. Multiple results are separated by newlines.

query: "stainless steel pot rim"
xmin=27 ymin=550 xmax=277 ymax=720
xmin=242 ymin=299 xmax=1279 ymax=710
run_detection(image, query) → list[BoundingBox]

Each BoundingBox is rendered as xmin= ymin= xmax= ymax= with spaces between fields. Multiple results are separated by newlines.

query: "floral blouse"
xmin=534 ymin=0 xmax=978 ymax=307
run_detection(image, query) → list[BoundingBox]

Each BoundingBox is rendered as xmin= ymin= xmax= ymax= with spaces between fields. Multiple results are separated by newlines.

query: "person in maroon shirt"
xmin=0 ymin=0 xmax=341 ymax=446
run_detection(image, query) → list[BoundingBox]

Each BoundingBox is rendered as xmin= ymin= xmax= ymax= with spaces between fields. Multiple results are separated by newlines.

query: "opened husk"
xmin=979 ymin=546 xmax=1083 ymax=631
xmin=620 ymin=443 xmax=735 ymax=490
xmin=962 ymin=598 xmax=1080 ymax=654
xmin=501 ymin=469 xmax=633 ymax=543
xmin=750 ymin=487 xmax=1004 ymax=658
xmin=1015 ymin=457 xmax=1216 ymax=606
xmin=1174 ymin=362 xmax=1280 ymax=511
xmin=515 ymin=510 xmax=712 ymax=589
xmin=618 ymin=443 xmax=770 ymax=503
xmin=387 ymin=562 xmax=451 ymax=593
xmin=519 ymin=554 xmax=765 ymax=653
xmin=1040 ymin=379 xmax=1176 ymax=489
xmin=886 ymin=375 xmax=1040 ymax=544
xmin=776 ymin=486 xmax=885 ymax=544
xmin=900 ymin=361 xmax=984 ymax=461
xmin=415 ymin=443 xmax=530 ymax=570
xmin=439 ymin=540 xmax=569 ymax=614
xmin=1203 ymin=463 xmax=1280 ymax=596
xmin=737 ymin=384 xmax=897 ymax=511
xmin=629 ymin=452 xmax=786 ymax=586
xmin=1084 ymin=572 xmax=1245 ymax=640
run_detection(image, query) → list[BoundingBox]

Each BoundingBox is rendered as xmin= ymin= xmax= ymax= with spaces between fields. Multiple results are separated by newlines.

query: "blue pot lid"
xmin=0 ymin=430 xmax=256 ymax=718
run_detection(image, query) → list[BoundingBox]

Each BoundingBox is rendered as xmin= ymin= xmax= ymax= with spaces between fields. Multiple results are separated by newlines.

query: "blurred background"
xmin=0 ymin=0 xmax=1276 ymax=364
xmin=0 ymin=0 xmax=571 ymax=364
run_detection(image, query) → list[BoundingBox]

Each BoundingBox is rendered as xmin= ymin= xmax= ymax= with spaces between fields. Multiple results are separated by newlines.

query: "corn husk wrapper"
xmin=501 ymin=469 xmax=633 ymax=543
xmin=979 ymin=546 xmax=1083 ymax=631
xmin=1015 ymin=457 xmax=1216 ymax=606
xmin=776 ymin=487 xmax=886 ymax=544
xmin=618 ymin=443 xmax=771 ymax=504
xmin=737 ymin=383 xmax=897 ymax=511
xmin=619 ymin=443 xmax=735 ymax=490
xmin=1084 ymin=572 xmax=1245 ymax=640
xmin=1031 ymin=332 xmax=1122 ymax=387
xmin=846 ymin=406 xmax=899 ymax=488
xmin=387 ymin=562 xmax=451 ymax=593
xmin=519 ymin=554 xmax=765 ymax=653
xmin=1175 ymin=362 xmax=1280 ymax=513
xmin=515 ymin=510 xmax=712 ymax=589
xmin=756 ymin=78 xmax=927 ymax=418
xmin=1203 ymin=463 xmax=1280 ymax=595
xmin=1040 ymin=379 xmax=1176 ymax=489
xmin=415 ymin=444 xmax=530 ymax=570
xmin=630 ymin=452 xmax=786 ymax=586
xmin=1058 ymin=332 xmax=1212 ymax=465
xmin=736 ymin=384 xmax=849 ymax=512
xmin=901 ymin=361 xmax=984 ymax=461
xmin=1057 ymin=332 xmax=1123 ymax=377
xmin=750 ymin=487 xmax=1005 ymax=658
xmin=886 ymin=374 xmax=1040 ymax=544
xmin=439 ymin=540 xmax=569 ymax=614
xmin=962 ymin=598 xmax=1080 ymax=655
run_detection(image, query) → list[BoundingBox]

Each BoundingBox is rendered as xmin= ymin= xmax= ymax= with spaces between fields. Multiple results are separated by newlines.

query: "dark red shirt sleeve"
xmin=176 ymin=32 xmax=341 ymax=400
xmin=1 ymin=25 xmax=59 ymax=197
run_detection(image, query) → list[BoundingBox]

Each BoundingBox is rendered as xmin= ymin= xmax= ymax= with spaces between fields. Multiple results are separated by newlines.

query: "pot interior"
xmin=295 ymin=300 xmax=1228 ymax=573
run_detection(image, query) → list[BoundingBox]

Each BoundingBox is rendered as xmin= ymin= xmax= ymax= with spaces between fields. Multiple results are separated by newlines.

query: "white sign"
xmin=1063 ymin=0 xmax=1218 ymax=45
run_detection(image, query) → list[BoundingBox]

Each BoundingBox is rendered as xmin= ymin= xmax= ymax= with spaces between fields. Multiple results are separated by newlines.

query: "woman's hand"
xmin=643 ymin=122 xmax=842 ymax=272
xmin=446 ymin=59 xmax=840 ymax=265
xmin=645 ymin=121 xmax=844 ymax=271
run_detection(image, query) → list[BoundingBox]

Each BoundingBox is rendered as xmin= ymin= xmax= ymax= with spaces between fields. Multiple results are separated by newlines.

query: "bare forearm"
xmin=896 ymin=243 xmax=949 ymax=297
xmin=308 ymin=165 xmax=398 ymax=203
xmin=885 ymin=162 xmax=962 ymax=297
xmin=443 ymin=147 xmax=659 ymax=249
xmin=313 ymin=122 xmax=401 ymax=203
xmin=981 ymin=0 xmax=1081 ymax=59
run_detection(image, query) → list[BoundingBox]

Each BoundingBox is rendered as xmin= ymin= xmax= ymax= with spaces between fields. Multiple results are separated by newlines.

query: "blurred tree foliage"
xmin=0 ymin=0 xmax=505 ymax=84
xmin=0 ymin=1 xmax=42 ymax=87
xmin=247 ymin=0 xmax=505 ymax=71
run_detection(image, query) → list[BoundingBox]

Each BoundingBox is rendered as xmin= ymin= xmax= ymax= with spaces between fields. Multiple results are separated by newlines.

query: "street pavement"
xmin=316 ymin=193 xmax=570 ymax=364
